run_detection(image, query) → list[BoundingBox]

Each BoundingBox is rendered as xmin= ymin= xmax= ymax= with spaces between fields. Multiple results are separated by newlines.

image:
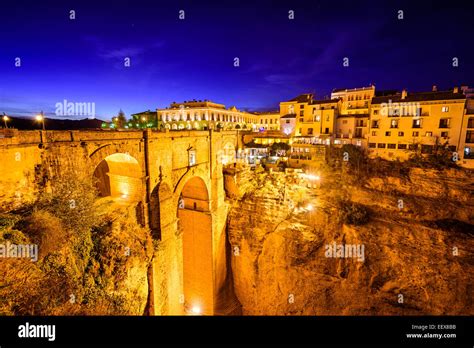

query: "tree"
xmin=114 ymin=110 xmax=127 ymax=129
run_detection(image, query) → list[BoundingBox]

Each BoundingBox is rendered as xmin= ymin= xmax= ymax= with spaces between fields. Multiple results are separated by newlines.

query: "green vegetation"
xmin=0 ymin=168 xmax=153 ymax=315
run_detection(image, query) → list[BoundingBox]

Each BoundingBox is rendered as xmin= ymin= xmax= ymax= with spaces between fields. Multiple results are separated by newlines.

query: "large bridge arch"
xmin=176 ymin=175 xmax=214 ymax=315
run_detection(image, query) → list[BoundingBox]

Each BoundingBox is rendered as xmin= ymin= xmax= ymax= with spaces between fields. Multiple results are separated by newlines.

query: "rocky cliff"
xmin=226 ymin=166 xmax=474 ymax=315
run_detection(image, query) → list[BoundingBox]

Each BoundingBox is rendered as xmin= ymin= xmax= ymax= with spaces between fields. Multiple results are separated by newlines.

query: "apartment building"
xmin=459 ymin=98 xmax=474 ymax=168
xmin=253 ymin=111 xmax=281 ymax=131
xmin=367 ymin=87 xmax=467 ymax=161
xmin=331 ymin=86 xmax=375 ymax=147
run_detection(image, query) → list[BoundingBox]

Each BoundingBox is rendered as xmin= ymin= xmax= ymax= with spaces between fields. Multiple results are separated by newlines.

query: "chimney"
xmin=401 ymin=89 xmax=407 ymax=100
xmin=453 ymin=86 xmax=459 ymax=93
xmin=432 ymin=85 xmax=437 ymax=92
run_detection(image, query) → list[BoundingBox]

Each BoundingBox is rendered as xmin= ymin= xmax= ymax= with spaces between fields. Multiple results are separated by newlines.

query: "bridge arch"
xmin=176 ymin=175 xmax=214 ymax=315
xmin=92 ymin=153 xmax=143 ymax=202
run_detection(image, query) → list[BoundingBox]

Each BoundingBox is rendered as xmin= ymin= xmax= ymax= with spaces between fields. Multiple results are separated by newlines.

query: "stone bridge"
xmin=0 ymin=129 xmax=242 ymax=315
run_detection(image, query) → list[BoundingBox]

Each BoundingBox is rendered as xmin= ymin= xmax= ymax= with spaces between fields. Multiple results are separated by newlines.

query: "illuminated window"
xmin=398 ymin=131 xmax=404 ymax=136
xmin=188 ymin=149 xmax=196 ymax=166
xmin=412 ymin=131 xmax=419 ymax=136
xmin=412 ymin=119 xmax=421 ymax=128
xmin=442 ymin=106 xmax=449 ymax=112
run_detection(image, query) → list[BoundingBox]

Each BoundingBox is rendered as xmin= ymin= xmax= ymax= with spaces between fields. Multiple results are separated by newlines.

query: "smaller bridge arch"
xmin=93 ymin=153 xmax=143 ymax=202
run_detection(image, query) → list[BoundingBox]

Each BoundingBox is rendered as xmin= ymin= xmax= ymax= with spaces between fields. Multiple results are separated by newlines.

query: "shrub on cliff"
xmin=339 ymin=200 xmax=370 ymax=226
xmin=37 ymin=167 xmax=98 ymax=235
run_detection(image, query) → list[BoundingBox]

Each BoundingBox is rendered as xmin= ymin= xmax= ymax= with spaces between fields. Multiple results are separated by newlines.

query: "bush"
xmin=339 ymin=201 xmax=370 ymax=226
xmin=23 ymin=210 xmax=68 ymax=259
xmin=37 ymin=167 xmax=98 ymax=236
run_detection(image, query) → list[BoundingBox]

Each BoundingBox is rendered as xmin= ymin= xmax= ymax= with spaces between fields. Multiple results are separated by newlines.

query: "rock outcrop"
xmin=226 ymin=167 xmax=474 ymax=315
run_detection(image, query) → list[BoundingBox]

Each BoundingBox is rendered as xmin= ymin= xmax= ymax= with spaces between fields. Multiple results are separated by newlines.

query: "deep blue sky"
xmin=1 ymin=0 xmax=473 ymax=120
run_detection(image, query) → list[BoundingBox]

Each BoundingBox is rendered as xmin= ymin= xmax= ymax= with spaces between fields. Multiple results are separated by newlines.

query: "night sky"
xmin=1 ymin=0 xmax=473 ymax=120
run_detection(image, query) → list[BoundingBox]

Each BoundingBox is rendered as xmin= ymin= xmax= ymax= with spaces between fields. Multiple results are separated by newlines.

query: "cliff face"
xmin=226 ymin=167 xmax=474 ymax=315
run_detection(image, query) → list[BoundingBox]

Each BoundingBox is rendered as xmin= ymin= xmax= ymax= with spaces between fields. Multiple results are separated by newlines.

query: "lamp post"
xmin=3 ymin=113 xmax=9 ymax=128
xmin=36 ymin=111 xmax=45 ymax=130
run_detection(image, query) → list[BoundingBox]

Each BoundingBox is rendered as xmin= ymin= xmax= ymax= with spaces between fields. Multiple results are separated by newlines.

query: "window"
xmin=425 ymin=131 xmax=433 ymax=137
xmin=466 ymin=131 xmax=474 ymax=143
xmin=441 ymin=131 xmax=449 ymax=138
xmin=371 ymin=131 xmax=377 ymax=136
xmin=372 ymin=120 xmax=379 ymax=128
xmin=398 ymin=131 xmax=404 ymax=136
xmin=387 ymin=144 xmax=396 ymax=149
xmin=390 ymin=119 xmax=398 ymax=128
xmin=343 ymin=120 xmax=348 ymax=124
xmin=398 ymin=144 xmax=407 ymax=149
xmin=464 ymin=146 xmax=474 ymax=159
xmin=409 ymin=144 xmax=418 ymax=151
xmin=299 ymin=118 xmax=303 ymax=123
xmin=377 ymin=143 xmax=386 ymax=148
xmin=300 ymin=110 xmax=304 ymax=116
xmin=373 ymin=110 xmax=378 ymax=115
xmin=369 ymin=143 xmax=376 ymax=148
xmin=188 ymin=149 xmax=196 ymax=166
xmin=285 ymin=120 xmax=290 ymax=124
xmin=385 ymin=131 xmax=391 ymax=136
xmin=412 ymin=119 xmax=421 ymax=128
xmin=442 ymin=106 xmax=449 ymax=112
xmin=308 ymin=128 xmax=313 ymax=135
xmin=439 ymin=118 xmax=449 ymax=128
xmin=324 ymin=128 xmax=329 ymax=134
xmin=412 ymin=131 xmax=419 ymax=136
xmin=299 ymin=128 xmax=302 ymax=134
xmin=315 ymin=115 xmax=321 ymax=122
xmin=468 ymin=118 xmax=474 ymax=129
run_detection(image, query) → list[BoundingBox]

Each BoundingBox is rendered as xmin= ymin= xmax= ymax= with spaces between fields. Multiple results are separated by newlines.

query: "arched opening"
xmin=177 ymin=176 xmax=213 ymax=315
xmin=93 ymin=153 xmax=142 ymax=203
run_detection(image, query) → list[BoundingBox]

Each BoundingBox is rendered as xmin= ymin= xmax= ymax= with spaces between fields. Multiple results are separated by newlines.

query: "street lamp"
xmin=36 ymin=111 xmax=45 ymax=130
xmin=3 ymin=113 xmax=9 ymax=128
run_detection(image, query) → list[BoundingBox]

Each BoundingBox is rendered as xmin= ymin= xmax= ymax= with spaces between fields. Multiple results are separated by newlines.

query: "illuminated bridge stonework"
xmin=0 ymin=129 xmax=240 ymax=315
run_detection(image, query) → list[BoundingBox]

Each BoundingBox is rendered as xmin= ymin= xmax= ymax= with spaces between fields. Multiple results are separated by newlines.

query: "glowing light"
xmin=191 ymin=306 xmax=201 ymax=315
xmin=3 ymin=115 xmax=8 ymax=121
xmin=306 ymin=204 xmax=313 ymax=211
xmin=306 ymin=174 xmax=320 ymax=181
xmin=35 ymin=115 xmax=43 ymax=121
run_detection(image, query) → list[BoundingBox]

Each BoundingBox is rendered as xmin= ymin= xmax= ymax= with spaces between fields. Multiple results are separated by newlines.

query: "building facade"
xmin=368 ymin=88 xmax=467 ymax=161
